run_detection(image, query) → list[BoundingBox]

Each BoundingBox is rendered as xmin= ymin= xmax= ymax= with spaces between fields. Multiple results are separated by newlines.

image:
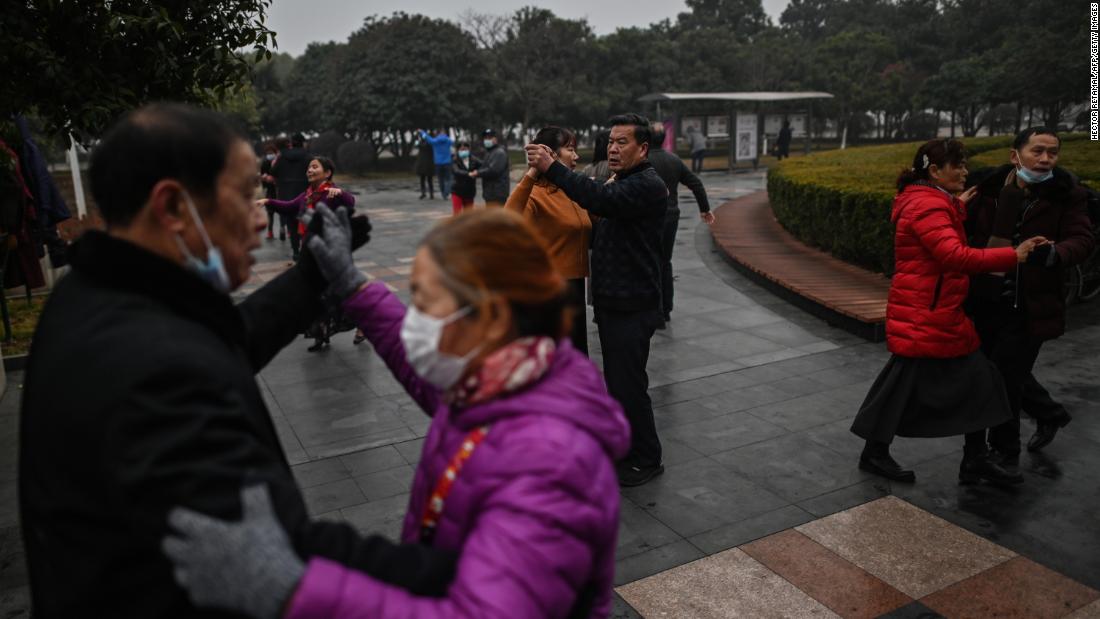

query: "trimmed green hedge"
xmin=767 ymin=134 xmax=1093 ymax=274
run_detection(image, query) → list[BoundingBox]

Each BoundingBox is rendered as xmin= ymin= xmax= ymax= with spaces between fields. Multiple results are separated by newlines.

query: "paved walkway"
xmin=1 ymin=170 xmax=1099 ymax=617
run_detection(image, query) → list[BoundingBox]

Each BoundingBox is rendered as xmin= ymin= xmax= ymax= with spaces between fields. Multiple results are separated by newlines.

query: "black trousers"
xmin=419 ymin=174 xmax=435 ymax=197
xmin=566 ymin=278 xmax=588 ymax=356
xmin=288 ymin=217 xmax=301 ymax=259
xmin=1022 ymin=372 xmax=1068 ymax=421
xmin=595 ymin=307 xmax=663 ymax=467
xmin=659 ymin=208 xmax=680 ymax=319
xmin=974 ymin=301 xmax=1042 ymax=455
xmin=691 ymin=151 xmax=705 ymax=173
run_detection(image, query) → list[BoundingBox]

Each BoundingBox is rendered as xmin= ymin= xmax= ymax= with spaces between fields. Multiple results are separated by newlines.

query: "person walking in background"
xmin=505 ymin=126 xmax=592 ymax=355
xmin=419 ymin=129 xmax=454 ymax=199
xmin=965 ymin=128 xmax=1094 ymax=462
xmin=162 ymin=209 xmax=629 ymax=619
xmin=583 ymin=130 xmax=612 ymax=182
xmin=259 ymin=141 xmax=284 ymax=241
xmin=270 ymin=133 xmax=311 ymax=261
xmin=471 ymin=129 xmax=509 ymax=207
xmin=415 ymin=133 xmax=435 ymax=200
xmin=450 ymin=141 xmax=480 ymax=215
xmin=647 ymin=122 xmax=716 ymax=326
xmin=259 ymin=156 xmax=357 ymax=351
xmin=776 ymin=120 xmax=792 ymax=160
xmin=525 ymin=113 xmax=668 ymax=487
xmin=850 ymin=138 xmax=1048 ymax=487
xmin=685 ymin=125 xmax=707 ymax=173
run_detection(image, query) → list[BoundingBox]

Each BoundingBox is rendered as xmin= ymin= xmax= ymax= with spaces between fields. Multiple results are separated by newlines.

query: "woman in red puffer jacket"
xmin=850 ymin=138 xmax=1048 ymax=487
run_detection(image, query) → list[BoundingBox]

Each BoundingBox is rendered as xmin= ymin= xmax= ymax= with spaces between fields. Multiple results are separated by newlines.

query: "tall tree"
xmin=0 ymin=0 xmax=275 ymax=140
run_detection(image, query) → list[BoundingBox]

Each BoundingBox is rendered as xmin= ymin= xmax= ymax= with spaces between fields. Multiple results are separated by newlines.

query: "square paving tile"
xmin=921 ymin=556 xmax=1099 ymax=619
xmin=1067 ymin=599 xmax=1100 ymax=618
xmin=796 ymin=496 xmax=1016 ymax=599
xmin=712 ymin=432 xmax=871 ymax=503
xmin=617 ymin=498 xmax=683 ymax=560
xmin=622 ymin=458 xmax=788 ymax=538
xmin=661 ymin=411 xmax=788 ymax=455
xmin=689 ymin=504 xmax=816 ymax=555
xmin=741 ymin=529 xmax=911 ymax=619
xmin=617 ymin=547 xmax=839 ymax=618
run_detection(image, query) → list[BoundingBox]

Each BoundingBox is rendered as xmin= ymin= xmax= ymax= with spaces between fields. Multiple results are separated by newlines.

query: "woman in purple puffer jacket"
xmin=164 ymin=208 xmax=630 ymax=619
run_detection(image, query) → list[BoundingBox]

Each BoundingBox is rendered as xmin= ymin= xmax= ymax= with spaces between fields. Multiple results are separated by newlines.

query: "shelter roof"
xmin=638 ymin=92 xmax=834 ymax=102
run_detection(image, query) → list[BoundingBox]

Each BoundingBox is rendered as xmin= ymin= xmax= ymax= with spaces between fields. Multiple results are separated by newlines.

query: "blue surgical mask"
xmin=1016 ymin=163 xmax=1053 ymax=184
xmin=483 ymin=140 xmax=495 ymax=150
xmin=265 ymin=153 xmax=276 ymax=161
xmin=458 ymin=150 xmax=470 ymax=158
xmin=175 ymin=191 xmax=232 ymax=294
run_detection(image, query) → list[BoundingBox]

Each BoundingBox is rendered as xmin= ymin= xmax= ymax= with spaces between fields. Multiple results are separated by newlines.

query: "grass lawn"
xmin=2 ymin=295 xmax=46 ymax=357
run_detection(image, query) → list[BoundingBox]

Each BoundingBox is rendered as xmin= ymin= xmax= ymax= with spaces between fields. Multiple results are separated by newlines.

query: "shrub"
xmin=767 ymin=134 xmax=1092 ymax=274
xmin=337 ymin=140 xmax=377 ymax=175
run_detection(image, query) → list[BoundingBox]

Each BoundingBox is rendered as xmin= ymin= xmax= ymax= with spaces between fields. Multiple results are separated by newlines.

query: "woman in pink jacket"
xmin=163 ymin=208 xmax=631 ymax=619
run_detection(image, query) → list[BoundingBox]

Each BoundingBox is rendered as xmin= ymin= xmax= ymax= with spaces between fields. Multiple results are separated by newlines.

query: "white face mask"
xmin=400 ymin=304 xmax=480 ymax=390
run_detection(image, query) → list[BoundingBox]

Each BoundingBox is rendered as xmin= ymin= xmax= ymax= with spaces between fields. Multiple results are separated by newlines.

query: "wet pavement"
xmin=1 ymin=169 xmax=1098 ymax=617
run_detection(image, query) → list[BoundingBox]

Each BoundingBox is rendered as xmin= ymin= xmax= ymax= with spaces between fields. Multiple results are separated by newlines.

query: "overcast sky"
xmin=266 ymin=0 xmax=793 ymax=57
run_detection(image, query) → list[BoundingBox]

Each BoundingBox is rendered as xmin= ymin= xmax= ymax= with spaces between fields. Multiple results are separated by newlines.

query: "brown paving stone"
xmin=742 ymin=529 xmax=911 ymax=619
xmin=796 ymin=496 xmax=1016 ymax=599
xmin=617 ymin=547 xmax=839 ymax=618
xmin=922 ymin=556 xmax=1100 ymax=619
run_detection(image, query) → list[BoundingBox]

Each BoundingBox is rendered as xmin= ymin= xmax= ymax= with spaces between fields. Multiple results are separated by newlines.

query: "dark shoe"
xmin=1027 ymin=411 xmax=1072 ymax=452
xmin=279 ymin=233 xmax=286 ymax=241
xmin=419 ymin=193 xmax=426 ymax=200
xmin=307 ymin=340 xmax=328 ymax=353
xmin=989 ymin=449 xmax=1020 ymax=470
xmin=859 ymin=452 xmax=916 ymax=482
xmin=656 ymin=321 xmax=667 ymax=330
xmin=618 ymin=463 xmax=664 ymax=487
xmin=959 ymin=456 xmax=1024 ymax=486
xmin=353 ymin=332 xmax=366 ymax=345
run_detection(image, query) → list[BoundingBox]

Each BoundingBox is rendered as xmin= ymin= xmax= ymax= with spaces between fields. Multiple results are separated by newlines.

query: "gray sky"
xmin=266 ymin=0 xmax=793 ymax=57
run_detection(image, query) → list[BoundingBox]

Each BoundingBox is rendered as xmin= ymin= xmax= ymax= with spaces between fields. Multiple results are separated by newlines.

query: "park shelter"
xmin=637 ymin=92 xmax=834 ymax=169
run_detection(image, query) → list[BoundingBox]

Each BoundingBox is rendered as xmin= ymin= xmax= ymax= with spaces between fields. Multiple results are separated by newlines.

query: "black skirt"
xmin=850 ymin=351 xmax=1012 ymax=443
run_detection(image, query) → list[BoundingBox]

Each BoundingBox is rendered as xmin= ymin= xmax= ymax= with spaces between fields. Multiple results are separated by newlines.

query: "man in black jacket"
xmin=270 ymin=133 xmax=310 ymax=260
xmin=526 ymin=113 xmax=669 ymax=487
xmin=18 ymin=104 xmax=453 ymax=618
xmin=647 ymin=123 xmax=716 ymax=325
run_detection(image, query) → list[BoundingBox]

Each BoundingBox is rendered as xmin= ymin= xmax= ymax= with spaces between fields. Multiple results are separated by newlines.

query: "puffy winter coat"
xmin=285 ymin=282 xmax=631 ymax=619
xmin=886 ymin=183 xmax=1017 ymax=358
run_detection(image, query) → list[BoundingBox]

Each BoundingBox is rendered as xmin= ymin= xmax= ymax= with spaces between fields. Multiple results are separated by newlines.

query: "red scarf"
xmin=447 ymin=336 xmax=556 ymax=407
xmin=298 ymin=181 xmax=333 ymax=235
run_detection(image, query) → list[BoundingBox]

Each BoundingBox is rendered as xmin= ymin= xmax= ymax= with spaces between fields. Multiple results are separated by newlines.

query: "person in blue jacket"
xmin=419 ymin=129 xmax=455 ymax=199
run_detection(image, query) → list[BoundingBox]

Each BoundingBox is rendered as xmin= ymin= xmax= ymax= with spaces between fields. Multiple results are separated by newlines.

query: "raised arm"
xmin=503 ymin=173 xmax=536 ymax=215
xmin=341 ymin=282 xmax=441 ymax=414
xmin=543 ymin=161 xmax=666 ymax=220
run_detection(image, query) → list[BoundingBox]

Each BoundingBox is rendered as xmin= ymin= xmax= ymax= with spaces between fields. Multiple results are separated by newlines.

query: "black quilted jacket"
xmin=544 ymin=160 xmax=668 ymax=311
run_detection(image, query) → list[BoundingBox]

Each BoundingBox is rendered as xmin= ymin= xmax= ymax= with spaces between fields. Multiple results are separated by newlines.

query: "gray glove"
xmin=162 ymin=484 xmax=305 ymax=619
xmin=302 ymin=203 xmax=368 ymax=302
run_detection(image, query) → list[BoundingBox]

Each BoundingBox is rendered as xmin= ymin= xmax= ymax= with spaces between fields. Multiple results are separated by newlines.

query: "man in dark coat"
xmin=647 ymin=123 xmax=716 ymax=325
xmin=18 ymin=104 xmax=454 ymax=618
xmin=966 ymin=127 xmax=1095 ymax=462
xmin=270 ymin=133 xmax=311 ymax=260
xmin=526 ymin=113 xmax=669 ymax=487
xmin=471 ymin=129 xmax=510 ymax=207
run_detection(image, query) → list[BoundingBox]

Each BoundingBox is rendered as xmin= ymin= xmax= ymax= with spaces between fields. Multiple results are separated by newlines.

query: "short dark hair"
xmin=456 ymin=141 xmax=471 ymax=149
xmin=591 ymin=130 xmax=610 ymax=164
xmin=274 ymin=136 xmax=290 ymax=150
xmin=532 ymin=126 xmax=577 ymax=152
xmin=1013 ymin=126 xmax=1060 ymax=151
xmin=896 ymin=138 xmax=967 ymax=192
xmin=311 ymin=155 xmax=335 ymax=181
xmin=89 ymin=103 xmax=244 ymax=226
xmin=291 ymin=133 xmax=305 ymax=147
xmin=608 ymin=113 xmax=651 ymax=146
xmin=649 ymin=122 xmax=666 ymax=148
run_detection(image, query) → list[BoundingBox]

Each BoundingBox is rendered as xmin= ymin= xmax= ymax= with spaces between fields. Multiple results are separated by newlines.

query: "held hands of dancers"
xmin=524 ymin=144 xmax=555 ymax=174
xmin=1016 ymin=236 xmax=1052 ymax=263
